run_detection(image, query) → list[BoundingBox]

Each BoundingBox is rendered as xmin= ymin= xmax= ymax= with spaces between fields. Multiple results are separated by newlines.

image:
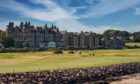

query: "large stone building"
xmin=60 ymin=31 xmax=99 ymax=49
xmin=6 ymin=22 xmax=63 ymax=48
xmin=80 ymin=31 xmax=99 ymax=49
xmin=6 ymin=22 xmax=125 ymax=49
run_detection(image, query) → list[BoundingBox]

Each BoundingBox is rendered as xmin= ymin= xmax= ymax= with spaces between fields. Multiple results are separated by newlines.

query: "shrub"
xmin=54 ymin=50 xmax=63 ymax=54
xmin=48 ymin=48 xmax=56 ymax=51
xmin=89 ymin=53 xmax=91 ymax=56
xmin=79 ymin=51 xmax=82 ymax=55
xmin=134 ymin=45 xmax=138 ymax=48
xmin=68 ymin=51 xmax=74 ymax=54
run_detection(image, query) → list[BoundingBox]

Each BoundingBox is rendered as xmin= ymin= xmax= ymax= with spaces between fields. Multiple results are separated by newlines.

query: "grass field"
xmin=126 ymin=42 xmax=140 ymax=47
xmin=0 ymin=49 xmax=140 ymax=73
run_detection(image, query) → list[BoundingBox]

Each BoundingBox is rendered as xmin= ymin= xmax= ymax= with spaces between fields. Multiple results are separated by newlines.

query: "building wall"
xmin=6 ymin=22 xmax=125 ymax=49
xmin=6 ymin=22 xmax=63 ymax=48
xmin=80 ymin=32 xmax=85 ymax=48
xmin=67 ymin=33 xmax=74 ymax=48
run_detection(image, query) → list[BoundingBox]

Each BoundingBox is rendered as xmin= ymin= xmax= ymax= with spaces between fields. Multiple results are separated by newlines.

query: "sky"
xmin=0 ymin=0 xmax=140 ymax=33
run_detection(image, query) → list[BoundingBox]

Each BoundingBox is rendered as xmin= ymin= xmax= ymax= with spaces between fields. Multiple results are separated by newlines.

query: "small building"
xmin=104 ymin=37 xmax=125 ymax=49
xmin=129 ymin=35 xmax=134 ymax=42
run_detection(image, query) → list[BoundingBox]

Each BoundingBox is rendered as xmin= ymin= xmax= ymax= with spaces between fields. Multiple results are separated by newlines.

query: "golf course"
xmin=0 ymin=48 xmax=140 ymax=73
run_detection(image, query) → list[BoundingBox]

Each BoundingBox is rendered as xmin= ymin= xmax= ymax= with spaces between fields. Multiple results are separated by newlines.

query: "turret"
xmin=24 ymin=21 xmax=30 ymax=28
xmin=44 ymin=24 xmax=48 ymax=29
xmin=20 ymin=22 xmax=24 ymax=29
xmin=28 ymin=22 xmax=30 ymax=26
xmin=24 ymin=22 xmax=28 ymax=28
xmin=7 ymin=22 xmax=14 ymax=29
xmin=51 ymin=24 xmax=54 ymax=28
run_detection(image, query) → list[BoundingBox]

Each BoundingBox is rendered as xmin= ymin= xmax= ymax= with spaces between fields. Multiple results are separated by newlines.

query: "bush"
xmin=68 ymin=51 xmax=74 ymax=54
xmin=134 ymin=45 xmax=138 ymax=48
xmin=53 ymin=50 xmax=63 ymax=54
xmin=79 ymin=51 xmax=82 ymax=55
xmin=48 ymin=48 xmax=56 ymax=51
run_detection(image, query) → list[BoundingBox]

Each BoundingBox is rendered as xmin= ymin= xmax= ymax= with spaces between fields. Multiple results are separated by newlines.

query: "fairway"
xmin=126 ymin=42 xmax=140 ymax=47
xmin=0 ymin=49 xmax=140 ymax=73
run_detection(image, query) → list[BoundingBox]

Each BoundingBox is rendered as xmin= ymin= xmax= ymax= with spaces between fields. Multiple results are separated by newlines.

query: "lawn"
xmin=0 ymin=49 xmax=140 ymax=73
xmin=126 ymin=42 xmax=140 ymax=47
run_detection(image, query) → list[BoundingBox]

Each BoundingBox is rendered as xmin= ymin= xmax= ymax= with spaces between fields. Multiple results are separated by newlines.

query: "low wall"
xmin=0 ymin=62 xmax=139 ymax=84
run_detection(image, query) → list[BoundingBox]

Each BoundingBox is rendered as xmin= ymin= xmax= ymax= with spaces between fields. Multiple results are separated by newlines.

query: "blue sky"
xmin=0 ymin=0 xmax=140 ymax=33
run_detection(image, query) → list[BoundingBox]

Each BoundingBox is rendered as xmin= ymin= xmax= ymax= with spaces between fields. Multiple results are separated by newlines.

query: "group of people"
xmin=0 ymin=62 xmax=139 ymax=84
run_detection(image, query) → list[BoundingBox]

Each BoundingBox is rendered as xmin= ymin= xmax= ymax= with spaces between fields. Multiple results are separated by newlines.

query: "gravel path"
xmin=110 ymin=73 xmax=140 ymax=84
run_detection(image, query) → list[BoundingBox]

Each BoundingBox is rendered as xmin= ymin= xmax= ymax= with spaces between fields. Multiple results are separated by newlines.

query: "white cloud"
xmin=26 ymin=9 xmax=72 ymax=22
xmin=0 ymin=0 xmax=77 ymax=22
xmin=55 ymin=18 xmax=140 ymax=33
xmin=26 ymin=0 xmax=96 ymax=33
xmin=0 ymin=0 xmax=85 ymax=31
xmin=55 ymin=19 xmax=91 ymax=32
xmin=0 ymin=0 xmax=139 ymax=33
xmin=86 ymin=25 xmax=140 ymax=34
xmin=28 ymin=0 xmax=77 ymax=21
xmin=134 ymin=7 xmax=140 ymax=15
xmin=0 ymin=21 xmax=20 ymax=30
xmin=0 ymin=22 xmax=8 ymax=30
xmin=126 ymin=25 xmax=140 ymax=32
xmin=0 ymin=0 xmax=27 ymax=12
xmin=82 ymin=0 xmax=140 ymax=18
xmin=85 ymin=0 xmax=96 ymax=5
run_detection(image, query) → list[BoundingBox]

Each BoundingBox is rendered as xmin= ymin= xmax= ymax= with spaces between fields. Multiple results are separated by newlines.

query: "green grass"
xmin=126 ymin=42 xmax=140 ymax=47
xmin=0 ymin=49 xmax=140 ymax=73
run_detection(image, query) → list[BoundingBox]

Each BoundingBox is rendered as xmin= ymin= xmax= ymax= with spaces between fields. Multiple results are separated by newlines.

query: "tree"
xmin=133 ymin=32 xmax=140 ymax=42
xmin=103 ymin=29 xmax=130 ymax=37
xmin=2 ymin=37 xmax=15 ymax=48
xmin=15 ymin=42 xmax=23 ymax=48
xmin=119 ymin=31 xmax=130 ymax=37
xmin=44 ymin=24 xmax=48 ymax=29
xmin=23 ymin=41 xmax=30 ymax=48
xmin=0 ymin=30 xmax=6 ymax=43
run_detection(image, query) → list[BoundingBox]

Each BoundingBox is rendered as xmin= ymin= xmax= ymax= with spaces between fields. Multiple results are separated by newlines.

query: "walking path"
xmin=111 ymin=73 xmax=140 ymax=84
